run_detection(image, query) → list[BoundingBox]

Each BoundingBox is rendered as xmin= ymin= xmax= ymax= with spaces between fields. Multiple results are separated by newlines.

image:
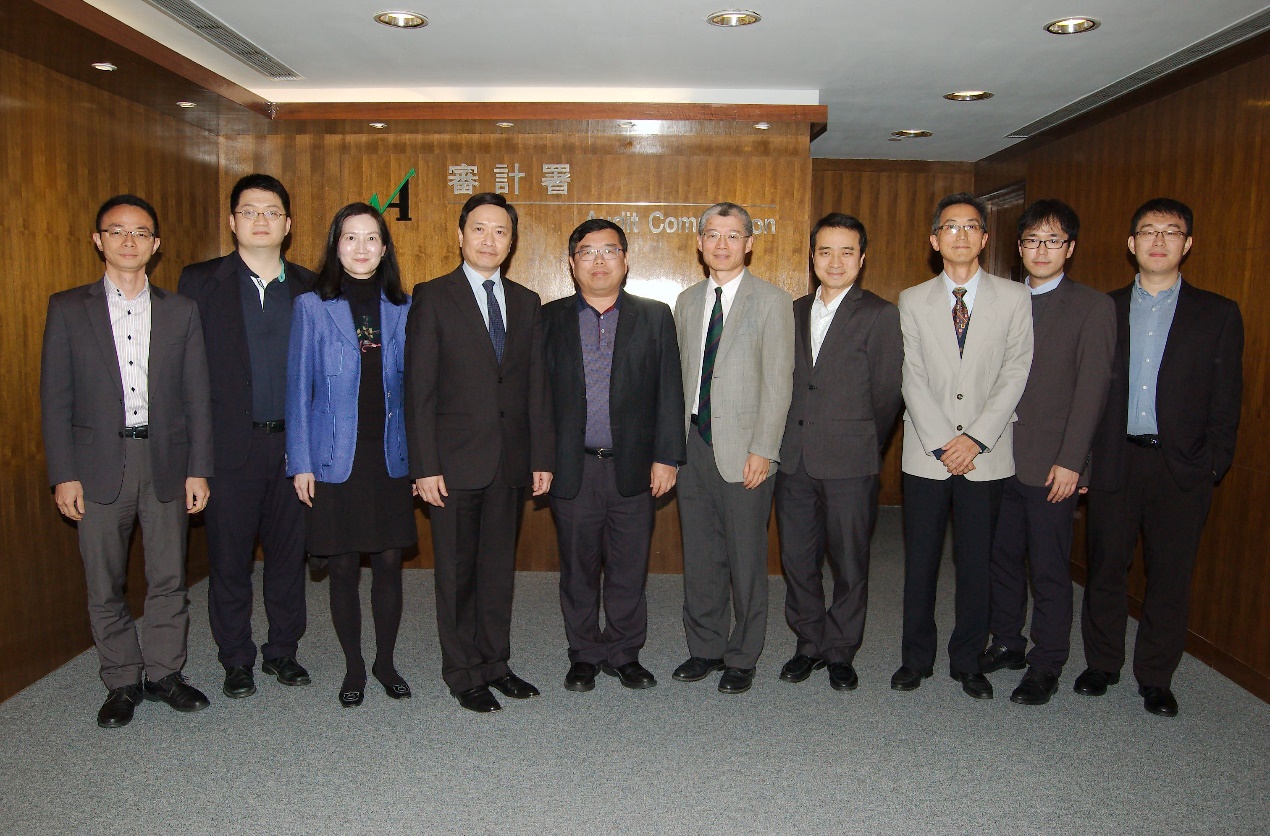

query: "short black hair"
xmin=95 ymin=194 xmax=159 ymax=236
xmin=931 ymin=192 xmax=987 ymax=233
xmin=314 ymin=203 xmax=407 ymax=306
xmin=568 ymin=218 xmax=627 ymax=257
xmin=231 ymin=173 xmax=291 ymax=216
xmin=458 ymin=192 xmax=518 ymax=239
xmin=810 ymin=212 xmax=868 ymax=255
xmin=1017 ymin=199 xmax=1080 ymax=241
xmin=1130 ymin=197 xmax=1193 ymax=237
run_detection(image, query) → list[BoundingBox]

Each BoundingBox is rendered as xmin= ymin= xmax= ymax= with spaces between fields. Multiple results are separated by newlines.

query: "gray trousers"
xmin=678 ymin=428 xmax=776 ymax=669
xmin=78 ymin=438 xmax=190 ymax=689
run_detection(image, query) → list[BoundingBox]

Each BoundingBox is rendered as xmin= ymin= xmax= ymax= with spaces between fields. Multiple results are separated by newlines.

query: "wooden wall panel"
xmin=0 ymin=50 xmax=221 ymax=701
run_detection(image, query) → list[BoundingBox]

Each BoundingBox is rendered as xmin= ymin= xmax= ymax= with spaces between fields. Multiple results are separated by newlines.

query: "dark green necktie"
xmin=697 ymin=287 xmax=724 ymax=445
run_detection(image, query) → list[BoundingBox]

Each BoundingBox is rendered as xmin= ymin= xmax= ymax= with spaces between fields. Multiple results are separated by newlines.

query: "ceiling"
xmin=83 ymin=0 xmax=1270 ymax=160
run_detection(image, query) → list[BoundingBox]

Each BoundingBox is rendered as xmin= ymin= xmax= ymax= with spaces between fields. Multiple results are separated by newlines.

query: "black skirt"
xmin=306 ymin=430 xmax=417 ymax=556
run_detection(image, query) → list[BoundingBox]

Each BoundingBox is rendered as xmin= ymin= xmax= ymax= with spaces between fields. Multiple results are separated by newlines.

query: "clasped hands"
xmin=936 ymin=434 xmax=980 ymax=476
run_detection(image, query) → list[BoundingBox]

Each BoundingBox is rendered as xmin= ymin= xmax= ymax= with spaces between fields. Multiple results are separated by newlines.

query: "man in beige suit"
xmin=892 ymin=192 xmax=1033 ymax=700
xmin=672 ymin=202 xmax=794 ymax=695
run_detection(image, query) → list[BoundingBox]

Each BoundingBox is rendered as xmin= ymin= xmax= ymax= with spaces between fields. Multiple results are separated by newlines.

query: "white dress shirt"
xmin=942 ymin=269 xmax=982 ymax=314
xmin=104 ymin=275 xmax=152 ymax=427
xmin=810 ymin=283 xmax=851 ymax=364
xmin=692 ymin=274 xmax=743 ymax=413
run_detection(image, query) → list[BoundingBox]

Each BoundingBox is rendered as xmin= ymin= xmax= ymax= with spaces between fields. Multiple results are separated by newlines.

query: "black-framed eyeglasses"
xmin=235 ymin=209 xmax=286 ymax=221
xmin=573 ymin=246 xmax=624 ymax=262
xmin=1020 ymin=237 xmax=1069 ymax=249
xmin=936 ymin=222 xmax=984 ymax=235
xmin=1134 ymin=229 xmax=1187 ymax=241
xmin=99 ymin=227 xmax=154 ymax=242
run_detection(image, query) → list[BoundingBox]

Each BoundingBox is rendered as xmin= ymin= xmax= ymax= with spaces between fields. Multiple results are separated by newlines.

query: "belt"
xmin=1126 ymin=434 xmax=1161 ymax=448
xmin=121 ymin=425 xmax=148 ymax=439
xmin=253 ymin=420 xmax=286 ymax=433
xmin=584 ymin=447 xmax=615 ymax=459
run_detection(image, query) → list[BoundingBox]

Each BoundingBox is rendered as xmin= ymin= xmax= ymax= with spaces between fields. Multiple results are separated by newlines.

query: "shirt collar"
xmin=942 ymin=269 xmax=981 ymax=296
xmin=234 ymin=250 xmax=285 ymax=283
xmin=707 ymin=271 xmax=744 ymax=302
xmin=813 ymin=283 xmax=852 ymax=313
xmin=577 ymin=292 xmax=621 ymax=316
xmin=1133 ymin=274 xmax=1180 ymax=300
xmin=463 ymin=260 xmax=502 ymax=288
xmin=103 ymin=275 xmax=150 ymax=301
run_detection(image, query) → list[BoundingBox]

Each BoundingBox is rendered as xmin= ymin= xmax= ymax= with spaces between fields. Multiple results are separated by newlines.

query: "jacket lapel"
xmin=324 ymin=296 xmax=358 ymax=349
xmin=85 ymin=281 xmax=124 ymax=397
xmin=959 ymin=274 xmax=997 ymax=368
xmin=715 ymin=270 xmax=754 ymax=366
xmin=148 ymin=285 xmax=175 ymax=383
xmin=211 ymin=255 xmax=251 ymax=374
xmin=813 ymin=283 xmax=862 ymax=371
xmin=445 ymin=269 xmax=500 ymax=368
xmin=680 ymin=282 xmax=706 ymax=381
xmin=924 ymin=277 xmax=961 ymax=374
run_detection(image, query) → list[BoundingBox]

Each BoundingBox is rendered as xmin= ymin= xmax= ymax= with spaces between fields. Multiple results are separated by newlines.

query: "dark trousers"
xmin=1083 ymin=444 xmax=1213 ymax=688
xmin=430 ymin=465 xmax=522 ymax=695
xmin=78 ymin=438 xmax=189 ymax=689
xmin=901 ymin=472 xmax=1003 ymax=674
xmin=775 ymin=458 xmax=878 ymax=664
xmin=550 ymin=456 xmax=655 ymax=667
xmin=204 ymin=429 xmax=307 ymax=668
xmin=988 ymin=476 xmax=1078 ymax=676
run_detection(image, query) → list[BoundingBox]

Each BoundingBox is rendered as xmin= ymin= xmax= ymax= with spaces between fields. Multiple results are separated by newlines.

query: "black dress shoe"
xmin=262 ymin=656 xmax=311 ymax=686
xmin=890 ymin=665 xmax=933 ymax=691
xmin=372 ymin=665 xmax=412 ymax=700
xmin=143 ymin=672 xmax=211 ymax=713
xmin=564 ymin=662 xmax=598 ymax=692
xmin=601 ymin=661 xmax=657 ymax=690
xmin=456 ymin=685 xmax=502 ymax=713
xmin=338 ymin=687 xmax=365 ymax=707
xmin=489 ymin=671 xmax=540 ymax=699
xmin=979 ymin=643 xmax=1027 ymax=674
xmin=97 ymin=684 xmax=142 ymax=728
xmin=1139 ymin=685 xmax=1179 ymax=717
xmin=718 ymin=667 xmax=756 ymax=694
xmin=222 ymin=665 xmax=256 ymax=699
xmin=827 ymin=662 xmax=859 ymax=691
xmin=1010 ymin=669 xmax=1059 ymax=705
xmin=1073 ymin=667 xmax=1120 ymax=697
xmin=671 ymin=657 xmax=725 ymax=682
xmin=779 ymin=654 xmax=826 ymax=683
xmin=950 ymin=670 xmax=994 ymax=700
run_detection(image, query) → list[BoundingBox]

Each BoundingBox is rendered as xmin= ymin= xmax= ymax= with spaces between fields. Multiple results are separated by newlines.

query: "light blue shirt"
xmin=1127 ymin=275 xmax=1180 ymax=435
xmin=1028 ymin=273 xmax=1064 ymax=296
xmin=462 ymin=261 xmax=506 ymax=330
xmin=942 ymin=270 xmax=981 ymax=313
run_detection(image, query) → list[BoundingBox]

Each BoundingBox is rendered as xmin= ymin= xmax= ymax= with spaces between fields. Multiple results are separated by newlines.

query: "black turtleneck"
xmin=343 ymin=274 xmax=384 ymax=438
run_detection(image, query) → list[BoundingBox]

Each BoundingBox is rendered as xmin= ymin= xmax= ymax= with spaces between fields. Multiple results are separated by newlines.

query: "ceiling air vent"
xmin=142 ymin=0 xmax=302 ymax=81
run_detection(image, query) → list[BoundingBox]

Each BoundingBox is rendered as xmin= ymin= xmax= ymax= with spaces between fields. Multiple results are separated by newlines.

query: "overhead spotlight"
xmin=753 ymin=122 xmax=771 ymax=130
xmin=944 ymin=91 xmax=994 ymax=101
xmin=369 ymin=122 xmax=388 ymax=129
xmin=375 ymin=11 xmax=428 ymax=28
xmin=176 ymin=101 xmax=197 ymax=108
xmin=1044 ymin=17 xmax=1100 ymax=35
xmin=707 ymin=10 xmax=761 ymax=27
xmin=891 ymin=129 xmax=932 ymax=138
xmin=617 ymin=121 xmax=637 ymax=128
xmin=495 ymin=122 xmax=514 ymax=128
xmin=91 ymin=62 xmax=117 ymax=72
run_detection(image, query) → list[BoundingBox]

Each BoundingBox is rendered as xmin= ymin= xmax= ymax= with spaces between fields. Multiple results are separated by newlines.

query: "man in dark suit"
xmin=542 ymin=219 xmax=685 ymax=693
xmin=980 ymin=200 xmax=1115 ymax=706
xmin=776 ymin=213 xmax=902 ymax=692
xmin=1076 ymin=198 xmax=1243 ymax=717
xmin=41 ymin=195 xmax=214 ymax=728
xmin=406 ymin=192 xmax=554 ymax=713
xmin=178 ymin=174 xmax=315 ymax=699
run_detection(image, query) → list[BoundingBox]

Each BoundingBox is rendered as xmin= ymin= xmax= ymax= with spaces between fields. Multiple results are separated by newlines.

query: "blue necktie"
xmin=697 ymin=287 xmax=724 ymax=445
xmin=484 ymin=279 xmax=506 ymax=363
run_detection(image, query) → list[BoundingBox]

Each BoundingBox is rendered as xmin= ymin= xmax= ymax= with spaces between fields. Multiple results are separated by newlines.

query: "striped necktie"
xmin=484 ymin=279 xmax=506 ymax=363
xmin=697 ymin=287 xmax=724 ymax=445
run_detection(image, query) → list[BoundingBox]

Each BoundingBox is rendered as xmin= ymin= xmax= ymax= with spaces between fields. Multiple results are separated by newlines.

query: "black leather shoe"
xmin=718 ymin=667 xmax=755 ymax=694
xmin=979 ymin=643 xmax=1027 ymax=674
xmin=1073 ymin=667 xmax=1120 ymax=697
xmin=372 ymin=665 xmax=411 ymax=700
xmin=890 ymin=665 xmax=933 ymax=691
xmin=827 ymin=662 xmax=858 ymax=691
xmin=601 ymin=661 xmax=657 ymax=690
xmin=489 ymin=671 xmax=540 ymax=699
xmin=950 ymin=670 xmax=994 ymax=700
xmin=338 ymin=686 xmax=365 ymax=707
xmin=222 ymin=665 xmax=256 ymax=699
xmin=1010 ymin=669 xmax=1059 ymax=705
xmin=456 ymin=685 xmax=502 ymax=713
xmin=143 ymin=672 xmax=210 ymax=713
xmin=672 ymin=657 xmax=725 ymax=682
xmin=97 ymin=684 xmax=142 ymax=728
xmin=262 ymin=656 xmax=311 ymax=686
xmin=564 ymin=662 xmax=598 ymax=692
xmin=1139 ymin=685 xmax=1179 ymax=717
xmin=779 ymin=654 xmax=826 ymax=683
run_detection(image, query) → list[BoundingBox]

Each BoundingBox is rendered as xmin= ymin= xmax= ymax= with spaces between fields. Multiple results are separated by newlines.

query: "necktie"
xmin=697 ymin=287 xmax=724 ymax=445
xmin=952 ymin=286 xmax=969 ymax=356
xmin=483 ymin=279 xmax=506 ymax=363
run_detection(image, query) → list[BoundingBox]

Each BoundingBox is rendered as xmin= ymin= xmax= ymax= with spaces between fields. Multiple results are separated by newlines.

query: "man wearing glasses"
xmin=671 ymin=202 xmax=793 ymax=695
xmin=178 ymin=174 xmax=316 ymax=699
xmin=893 ymin=192 xmax=1032 ymax=700
xmin=541 ymin=219 xmax=685 ymax=693
xmin=980 ymin=200 xmax=1115 ymax=706
xmin=1077 ymin=198 xmax=1243 ymax=717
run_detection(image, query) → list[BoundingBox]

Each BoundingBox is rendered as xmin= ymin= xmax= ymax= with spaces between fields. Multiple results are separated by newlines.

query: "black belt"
xmin=584 ymin=447 xmax=615 ymax=459
xmin=253 ymin=420 xmax=286 ymax=433
xmin=121 ymin=425 xmax=148 ymax=439
xmin=1126 ymin=434 xmax=1161 ymax=448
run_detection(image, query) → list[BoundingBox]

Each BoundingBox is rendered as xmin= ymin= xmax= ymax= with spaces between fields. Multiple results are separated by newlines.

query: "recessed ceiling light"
xmin=176 ymin=101 xmax=197 ymax=108
xmin=617 ymin=120 xmax=637 ymax=128
xmin=1044 ymin=17 xmax=1100 ymax=35
xmin=944 ymin=90 xmax=994 ymax=101
xmin=495 ymin=122 xmax=514 ymax=128
xmin=374 ymin=10 xmax=428 ymax=28
xmin=707 ymin=10 xmax=761 ymax=27
xmin=91 ymin=62 xmax=117 ymax=72
xmin=369 ymin=122 xmax=388 ymax=129
xmin=753 ymin=122 xmax=771 ymax=130
xmin=891 ymin=129 xmax=932 ymax=138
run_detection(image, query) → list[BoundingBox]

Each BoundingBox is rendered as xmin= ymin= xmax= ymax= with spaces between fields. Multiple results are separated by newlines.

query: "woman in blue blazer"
xmin=287 ymin=202 xmax=415 ymax=706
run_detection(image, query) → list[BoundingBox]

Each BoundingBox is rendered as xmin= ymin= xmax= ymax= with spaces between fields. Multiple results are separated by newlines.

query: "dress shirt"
xmin=578 ymin=295 xmax=619 ymax=449
xmin=942 ymin=270 xmax=982 ymax=313
xmin=1028 ymin=273 xmax=1064 ymax=296
xmin=1127 ymin=274 xmax=1180 ymax=435
xmin=104 ymin=275 xmax=151 ymax=427
xmin=238 ymin=255 xmax=291 ymax=422
xmin=810 ymin=283 xmax=851 ymax=364
xmin=462 ymin=261 xmax=506 ymax=331
xmin=692 ymin=274 xmax=743 ymax=414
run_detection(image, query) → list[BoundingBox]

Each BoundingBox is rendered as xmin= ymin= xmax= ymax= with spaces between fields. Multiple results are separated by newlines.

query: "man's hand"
xmin=1045 ymin=465 xmax=1080 ymax=503
xmin=294 ymin=473 xmax=315 ymax=507
xmin=186 ymin=477 xmax=210 ymax=514
xmin=54 ymin=480 xmax=85 ymax=521
xmin=415 ymin=475 xmax=447 ymax=507
xmin=939 ymin=434 xmax=980 ymax=475
xmin=532 ymin=471 xmax=553 ymax=496
xmin=742 ymin=454 xmax=772 ymax=489
xmin=650 ymin=463 xmax=677 ymax=498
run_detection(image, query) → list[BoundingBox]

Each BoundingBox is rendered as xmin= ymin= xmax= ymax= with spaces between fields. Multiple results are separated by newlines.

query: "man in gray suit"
xmin=41 ymin=195 xmax=214 ymax=728
xmin=981 ymin=200 xmax=1115 ymax=706
xmin=893 ymin=192 xmax=1033 ymax=700
xmin=776 ymin=213 xmax=902 ymax=691
xmin=671 ymin=202 xmax=794 ymax=695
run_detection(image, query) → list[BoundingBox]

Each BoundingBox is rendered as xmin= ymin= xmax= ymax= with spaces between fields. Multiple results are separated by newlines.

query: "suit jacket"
xmin=285 ymin=290 xmax=411 ymax=482
xmin=1012 ymin=277 xmax=1116 ymax=488
xmin=177 ymin=253 xmax=314 ymax=472
xmin=405 ymin=266 xmax=554 ymax=490
xmin=779 ymin=283 xmax=903 ymax=480
xmin=899 ymin=271 xmax=1033 ymax=482
xmin=1088 ymin=279 xmax=1243 ymax=492
xmin=542 ymin=290 xmax=686 ymax=499
xmin=41 ymin=279 xmax=213 ymax=504
xmin=674 ymin=269 xmax=794 ymax=483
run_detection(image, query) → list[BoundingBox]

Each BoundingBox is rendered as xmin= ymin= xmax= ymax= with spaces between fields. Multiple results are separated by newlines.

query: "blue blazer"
xmin=286 ymin=290 xmax=411 ymax=482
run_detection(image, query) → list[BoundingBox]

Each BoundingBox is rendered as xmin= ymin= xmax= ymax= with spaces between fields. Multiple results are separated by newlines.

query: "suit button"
xmin=498 ymin=376 xmax=503 ymax=384
xmin=798 ymin=420 xmax=804 ymax=426
xmin=956 ymin=393 xmax=963 ymax=400
xmin=808 ymin=384 xmax=817 ymax=390
xmin=956 ymin=425 xmax=963 ymax=431
xmin=118 ymin=431 xmax=124 ymax=438
xmin=499 ymin=411 xmax=505 ymax=418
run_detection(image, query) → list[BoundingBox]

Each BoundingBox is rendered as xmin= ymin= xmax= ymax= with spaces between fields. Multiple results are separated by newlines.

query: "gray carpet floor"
xmin=1 ymin=507 xmax=1267 ymax=834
